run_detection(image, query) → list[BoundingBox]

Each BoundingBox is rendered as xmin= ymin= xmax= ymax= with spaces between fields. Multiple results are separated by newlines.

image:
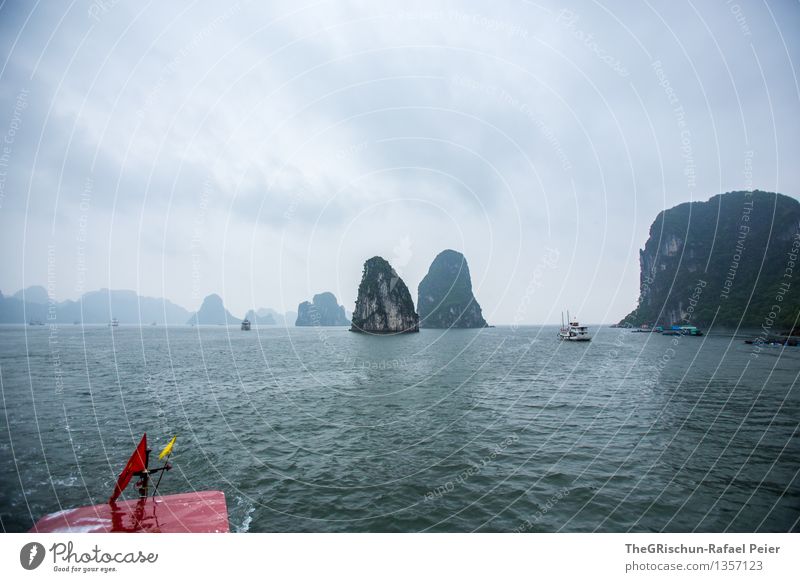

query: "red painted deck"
xmin=29 ymin=491 xmax=230 ymax=533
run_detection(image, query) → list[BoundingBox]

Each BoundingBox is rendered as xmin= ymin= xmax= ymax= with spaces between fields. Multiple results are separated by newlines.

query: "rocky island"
xmin=622 ymin=190 xmax=800 ymax=329
xmin=243 ymin=310 xmax=277 ymax=326
xmin=187 ymin=293 xmax=236 ymax=325
xmin=295 ymin=292 xmax=349 ymax=326
xmin=350 ymin=256 xmax=419 ymax=333
xmin=417 ymin=249 xmax=488 ymax=328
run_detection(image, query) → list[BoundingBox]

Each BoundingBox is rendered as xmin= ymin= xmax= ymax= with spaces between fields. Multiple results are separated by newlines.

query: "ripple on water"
xmin=0 ymin=326 xmax=797 ymax=532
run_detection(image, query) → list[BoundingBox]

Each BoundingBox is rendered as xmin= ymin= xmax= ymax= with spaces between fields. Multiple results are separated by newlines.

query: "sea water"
xmin=0 ymin=325 xmax=797 ymax=532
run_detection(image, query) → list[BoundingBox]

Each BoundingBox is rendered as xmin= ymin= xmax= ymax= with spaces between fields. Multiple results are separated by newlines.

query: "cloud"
xmin=1 ymin=0 xmax=798 ymax=322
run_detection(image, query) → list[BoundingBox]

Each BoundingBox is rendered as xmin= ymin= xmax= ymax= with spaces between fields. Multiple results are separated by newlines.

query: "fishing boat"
xmin=661 ymin=325 xmax=703 ymax=336
xmin=29 ymin=434 xmax=229 ymax=533
xmin=110 ymin=318 xmax=119 ymax=327
xmin=678 ymin=325 xmax=703 ymax=336
xmin=241 ymin=318 xmax=251 ymax=331
xmin=631 ymin=324 xmax=655 ymax=333
xmin=558 ymin=311 xmax=592 ymax=342
xmin=745 ymin=336 xmax=798 ymax=347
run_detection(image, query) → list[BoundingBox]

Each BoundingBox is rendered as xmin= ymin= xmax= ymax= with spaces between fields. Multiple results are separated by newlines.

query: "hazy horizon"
xmin=0 ymin=278 xmax=620 ymax=325
xmin=1 ymin=1 xmax=798 ymax=325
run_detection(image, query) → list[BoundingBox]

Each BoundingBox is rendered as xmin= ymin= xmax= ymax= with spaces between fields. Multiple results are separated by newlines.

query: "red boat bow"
xmin=30 ymin=491 xmax=230 ymax=533
xmin=29 ymin=433 xmax=230 ymax=533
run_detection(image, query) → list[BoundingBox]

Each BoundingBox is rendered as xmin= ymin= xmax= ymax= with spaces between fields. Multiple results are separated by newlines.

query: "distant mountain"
xmin=13 ymin=285 xmax=49 ymax=304
xmin=187 ymin=294 xmax=236 ymax=325
xmin=256 ymin=307 xmax=296 ymax=326
xmin=61 ymin=289 xmax=192 ymax=324
xmin=0 ymin=285 xmax=52 ymax=324
xmin=0 ymin=287 xmax=303 ymax=327
xmin=243 ymin=309 xmax=277 ymax=326
xmin=0 ymin=288 xmax=191 ymax=324
xmin=622 ymin=191 xmax=800 ymax=330
xmin=295 ymin=292 xmax=349 ymax=326
xmin=0 ymin=294 xmax=46 ymax=323
xmin=417 ymin=250 xmax=488 ymax=328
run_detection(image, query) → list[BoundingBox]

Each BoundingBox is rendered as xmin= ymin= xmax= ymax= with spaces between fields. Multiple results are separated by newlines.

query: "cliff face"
xmin=417 ymin=249 xmax=488 ymax=328
xmin=295 ymin=292 xmax=349 ymax=326
xmin=350 ymin=257 xmax=419 ymax=334
xmin=623 ymin=191 xmax=800 ymax=329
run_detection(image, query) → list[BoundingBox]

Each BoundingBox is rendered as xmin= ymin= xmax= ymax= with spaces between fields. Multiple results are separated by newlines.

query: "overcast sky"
xmin=0 ymin=0 xmax=798 ymax=323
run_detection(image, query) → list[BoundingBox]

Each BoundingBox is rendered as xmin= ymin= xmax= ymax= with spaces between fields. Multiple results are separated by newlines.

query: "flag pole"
xmin=151 ymin=453 xmax=171 ymax=497
xmin=151 ymin=435 xmax=177 ymax=498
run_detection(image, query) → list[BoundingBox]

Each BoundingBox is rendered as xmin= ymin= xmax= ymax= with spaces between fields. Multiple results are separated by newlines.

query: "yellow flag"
xmin=158 ymin=436 xmax=177 ymax=460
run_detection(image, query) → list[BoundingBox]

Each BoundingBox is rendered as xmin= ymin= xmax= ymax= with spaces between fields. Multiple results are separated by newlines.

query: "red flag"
xmin=109 ymin=434 xmax=147 ymax=503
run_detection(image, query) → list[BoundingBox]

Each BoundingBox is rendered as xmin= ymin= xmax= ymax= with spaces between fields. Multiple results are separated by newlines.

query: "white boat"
xmin=558 ymin=311 xmax=591 ymax=342
xmin=110 ymin=318 xmax=119 ymax=327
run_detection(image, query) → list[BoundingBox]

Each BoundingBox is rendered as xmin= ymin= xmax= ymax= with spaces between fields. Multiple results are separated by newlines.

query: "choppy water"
xmin=0 ymin=324 xmax=798 ymax=532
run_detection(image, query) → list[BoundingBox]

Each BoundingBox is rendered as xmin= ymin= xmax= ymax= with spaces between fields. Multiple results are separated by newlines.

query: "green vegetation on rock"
xmin=350 ymin=256 xmax=419 ymax=334
xmin=622 ymin=191 xmax=800 ymax=331
xmin=417 ymin=249 xmax=488 ymax=328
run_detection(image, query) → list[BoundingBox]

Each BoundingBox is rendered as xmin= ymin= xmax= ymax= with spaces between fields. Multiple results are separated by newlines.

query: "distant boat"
xmin=151 ymin=321 xmax=157 ymax=326
xmin=28 ymin=319 xmax=44 ymax=326
xmin=631 ymin=324 xmax=655 ymax=333
xmin=661 ymin=325 xmax=703 ymax=336
xmin=558 ymin=311 xmax=591 ymax=342
xmin=110 ymin=318 xmax=119 ymax=327
xmin=240 ymin=318 xmax=251 ymax=331
xmin=678 ymin=325 xmax=703 ymax=336
xmin=745 ymin=337 xmax=797 ymax=347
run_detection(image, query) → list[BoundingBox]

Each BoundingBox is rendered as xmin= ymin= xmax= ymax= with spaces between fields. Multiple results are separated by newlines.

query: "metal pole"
xmin=151 ymin=453 xmax=172 ymax=498
xmin=138 ymin=449 xmax=151 ymax=498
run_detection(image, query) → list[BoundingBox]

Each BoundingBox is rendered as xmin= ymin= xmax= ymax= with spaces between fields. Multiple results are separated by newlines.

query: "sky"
xmin=0 ymin=0 xmax=798 ymax=324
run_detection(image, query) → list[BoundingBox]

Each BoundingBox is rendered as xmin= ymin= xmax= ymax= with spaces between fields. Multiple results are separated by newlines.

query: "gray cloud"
xmin=1 ymin=0 xmax=798 ymax=322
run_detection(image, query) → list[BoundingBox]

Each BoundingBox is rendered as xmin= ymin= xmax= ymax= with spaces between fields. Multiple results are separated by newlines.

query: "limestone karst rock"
xmin=350 ymin=257 xmax=419 ymax=334
xmin=417 ymin=249 xmax=488 ymax=329
xmin=187 ymin=294 xmax=236 ymax=325
xmin=621 ymin=191 xmax=800 ymax=328
xmin=295 ymin=292 xmax=349 ymax=326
